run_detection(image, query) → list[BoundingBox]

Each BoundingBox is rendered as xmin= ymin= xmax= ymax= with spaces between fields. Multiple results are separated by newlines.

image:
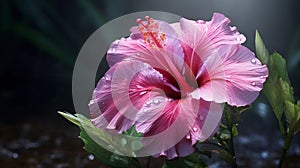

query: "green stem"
xmin=224 ymin=108 xmax=237 ymax=168
xmin=278 ymin=131 xmax=293 ymax=168
xmin=228 ymin=131 xmax=237 ymax=168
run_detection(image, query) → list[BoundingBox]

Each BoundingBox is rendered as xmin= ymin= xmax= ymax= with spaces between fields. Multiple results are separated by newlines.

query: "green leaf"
xmin=255 ymin=30 xmax=269 ymax=65
xmin=280 ymin=79 xmax=294 ymax=103
xmin=270 ymin=52 xmax=289 ymax=83
xmin=285 ymin=101 xmax=300 ymax=134
xmin=58 ymin=111 xmax=81 ymax=126
xmin=231 ymin=125 xmax=239 ymax=137
xmin=220 ymin=129 xmax=231 ymax=140
xmin=80 ymin=127 xmax=130 ymax=167
xmin=58 ymin=112 xmax=141 ymax=167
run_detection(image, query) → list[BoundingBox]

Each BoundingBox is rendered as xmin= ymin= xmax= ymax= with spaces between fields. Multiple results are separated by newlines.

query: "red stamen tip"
xmin=136 ymin=18 xmax=142 ymax=23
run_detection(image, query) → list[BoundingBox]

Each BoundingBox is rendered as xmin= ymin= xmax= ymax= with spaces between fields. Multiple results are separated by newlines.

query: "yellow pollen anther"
xmin=136 ymin=16 xmax=166 ymax=48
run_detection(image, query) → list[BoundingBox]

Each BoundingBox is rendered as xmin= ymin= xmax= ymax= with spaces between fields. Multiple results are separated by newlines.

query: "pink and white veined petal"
xmin=205 ymin=13 xmax=246 ymax=45
xmin=170 ymin=13 xmax=246 ymax=81
xmin=171 ymin=13 xmax=246 ymax=50
xmin=107 ymin=19 xmax=185 ymax=77
xmin=139 ymin=97 xmax=222 ymax=160
xmin=191 ymin=44 xmax=268 ymax=106
xmin=89 ymin=60 xmax=179 ymax=133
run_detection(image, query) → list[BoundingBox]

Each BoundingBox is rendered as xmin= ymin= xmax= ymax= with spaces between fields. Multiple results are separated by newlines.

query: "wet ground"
xmin=1 ymin=105 xmax=300 ymax=168
xmin=0 ymin=116 xmax=105 ymax=168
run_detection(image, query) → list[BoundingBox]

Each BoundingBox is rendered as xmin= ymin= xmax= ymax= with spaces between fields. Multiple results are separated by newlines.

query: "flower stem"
xmin=224 ymin=106 xmax=238 ymax=168
xmin=278 ymin=131 xmax=293 ymax=168
xmin=228 ymin=131 xmax=237 ymax=168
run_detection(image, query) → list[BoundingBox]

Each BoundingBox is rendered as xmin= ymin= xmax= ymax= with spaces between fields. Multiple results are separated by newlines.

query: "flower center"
xmin=136 ymin=16 xmax=166 ymax=48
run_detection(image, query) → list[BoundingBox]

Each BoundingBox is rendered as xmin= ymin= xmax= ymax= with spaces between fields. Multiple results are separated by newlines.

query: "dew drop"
xmin=115 ymin=40 xmax=120 ymax=45
xmin=251 ymin=81 xmax=256 ymax=86
xmin=105 ymin=75 xmax=111 ymax=81
xmin=197 ymin=20 xmax=205 ymax=24
xmin=193 ymin=127 xmax=198 ymax=132
xmin=186 ymin=135 xmax=191 ymax=139
xmin=139 ymin=91 xmax=147 ymax=95
xmin=260 ymin=76 xmax=265 ymax=79
xmin=112 ymin=48 xmax=116 ymax=52
xmin=230 ymin=26 xmax=237 ymax=31
xmin=251 ymin=58 xmax=256 ymax=64
xmin=143 ymin=109 xmax=148 ymax=113
xmin=153 ymin=99 xmax=160 ymax=105
xmin=199 ymin=115 xmax=204 ymax=120
xmin=236 ymin=36 xmax=241 ymax=42
xmin=137 ymin=52 xmax=141 ymax=56
xmin=136 ymin=85 xmax=143 ymax=89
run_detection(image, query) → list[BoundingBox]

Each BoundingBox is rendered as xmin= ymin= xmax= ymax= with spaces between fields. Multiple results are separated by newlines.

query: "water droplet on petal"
xmin=112 ymin=48 xmax=116 ymax=52
xmin=186 ymin=135 xmax=191 ymax=139
xmin=251 ymin=82 xmax=256 ymax=86
xmin=115 ymin=40 xmax=120 ymax=45
xmin=143 ymin=109 xmax=148 ymax=113
xmin=193 ymin=127 xmax=198 ymax=132
xmin=236 ymin=36 xmax=241 ymax=41
xmin=199 ymin=115 xmax=204 ymax=120
xmin=251 ymin=58 xmax=256 ymax=64
xmin=260 ymin=76 xmax=265 ymax=79
xmin=230 ymin=26 xmax=237 ymax=31
xmin=153 ymin=99 xmax=160 ymax=105
xmin=136 ymin=85 xmax=143 ymax=89
xmin=144 ymin=101 xmax=151 ymax=107
xmin=197 ymin=20 xmax=205 ymax=24
xmin=137 ymin=52 xmax=141 ymax=56
xmin=139 ymin=91 xmax=147 ymax=96
xmin=105 ymin=75 xmax=111 ymax=81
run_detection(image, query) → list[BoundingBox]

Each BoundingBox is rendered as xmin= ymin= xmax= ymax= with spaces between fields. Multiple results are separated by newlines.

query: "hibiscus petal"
xmin=107 ymin=20 xmax=185 ymax=76
xmin=170 ymin=13 xmax=245 ymax=83
xmin=89 ymin=60 xmax=180 ymax=133
xmin=205 ymin=13 xmax=246 ymax=45
xmin=139 ymin=97 xmax=222 ymax=159
xmin=191 ymin=45 xmax=268 ymax=106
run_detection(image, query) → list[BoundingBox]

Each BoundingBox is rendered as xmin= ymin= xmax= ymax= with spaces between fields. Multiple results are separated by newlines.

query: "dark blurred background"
xmin=1 ymin=0 xmax=300 ymax=167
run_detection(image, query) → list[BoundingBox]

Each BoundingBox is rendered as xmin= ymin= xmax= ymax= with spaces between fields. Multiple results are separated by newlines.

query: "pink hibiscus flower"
xmin=88 ymin=13 xmax=268 ymax=159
